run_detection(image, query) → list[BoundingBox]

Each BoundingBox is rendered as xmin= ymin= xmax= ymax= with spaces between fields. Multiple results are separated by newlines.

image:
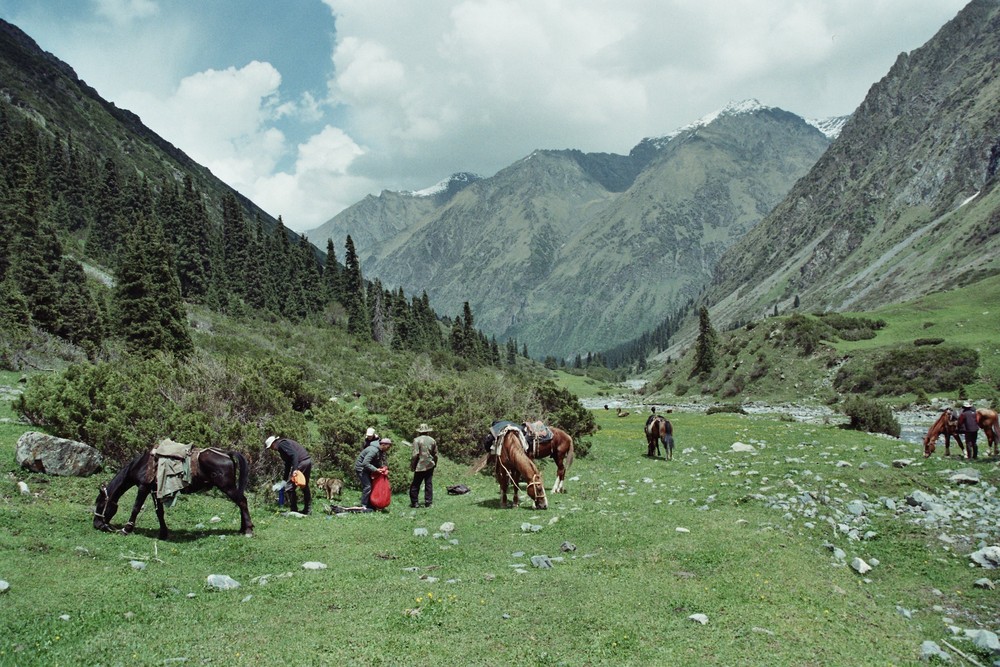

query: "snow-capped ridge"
xmin=805 ymin=115 xmax=850 ymax=140
xmin=407 ymin=172 xmax=480 ymax=197
xmin=646 ymin=99 xmax=774 ymax=148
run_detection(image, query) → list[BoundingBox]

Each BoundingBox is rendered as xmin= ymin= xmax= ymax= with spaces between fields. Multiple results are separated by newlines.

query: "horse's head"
xmin=526 ymin=474 xmax=548 ymax=510
xmin=93 ymin=483 xmax=117 ymax=531
xmin=481 ymin=432 xmax=495 ymax=454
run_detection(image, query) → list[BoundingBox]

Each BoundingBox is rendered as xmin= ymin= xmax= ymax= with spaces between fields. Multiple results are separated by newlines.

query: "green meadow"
xmin=2 ymin=396 xmax=999 ymax=666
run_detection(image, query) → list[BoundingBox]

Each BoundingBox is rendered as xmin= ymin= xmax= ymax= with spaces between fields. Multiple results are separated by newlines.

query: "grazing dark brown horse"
xmin=645 ymin=416 xmax=674 ymax=460
xmin=923 ymin=409 xmax=963 ymax=458
xmin=977 ymin=408 xmax=1000 ymax=457
xmin=93 ymin=447 xmax=253 ymax=539
xmin=494 ymin=429 xmax=547 ymax=510
xmin=525 ymin=425 xmax=574 ymax=494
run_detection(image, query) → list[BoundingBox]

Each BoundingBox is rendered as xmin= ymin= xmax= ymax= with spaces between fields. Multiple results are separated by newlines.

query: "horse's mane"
xmin=924 ymin=410 xmax=953 ymax=443
xmin=105 ymin=449 xmax=147 ymax=496
xmin=501 ymin=431 xmax=540 ymax=477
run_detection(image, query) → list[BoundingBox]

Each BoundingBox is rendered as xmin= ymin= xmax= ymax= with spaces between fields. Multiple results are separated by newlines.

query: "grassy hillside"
xmin=648 ymin=275 xmax=1000 ymax=407
xmin=3 ymin=390 xmax=999 ymax=665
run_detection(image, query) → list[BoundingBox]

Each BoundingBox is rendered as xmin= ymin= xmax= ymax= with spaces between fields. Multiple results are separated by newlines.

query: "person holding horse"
xmin=265 ymin=435 xmax=314 ymax=515
xmin=355 ymin=437 xmax=391 ymax=511
xmin=409 ymin=423 xmax=438 ymax=508
xmin=958 ymin=402 xmax=979 ymax=459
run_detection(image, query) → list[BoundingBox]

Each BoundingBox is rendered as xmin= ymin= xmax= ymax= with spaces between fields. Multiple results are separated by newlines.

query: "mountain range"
xmin=702 ymin=0 xmax=1000 ymax=332
xmin=308 ymin=101 xmax=835 ymax=358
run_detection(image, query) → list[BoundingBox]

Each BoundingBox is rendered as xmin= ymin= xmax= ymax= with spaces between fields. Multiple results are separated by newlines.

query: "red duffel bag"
xmin=370 ymin=468 xmax=391 ymax=509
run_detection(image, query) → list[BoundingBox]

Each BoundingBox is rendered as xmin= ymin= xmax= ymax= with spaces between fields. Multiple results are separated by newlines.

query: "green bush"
xmin=14 ymin=353 xmax=310 ymax=464
xmin=841 ymin=396 xmax=900 ymax=437
xmin=706 ymin=403 xmax=747 ymax=415
xmin=913 ymin=338 xmax=945 ymax=346
xmin=834 ymin=345 xmax=979 ymax=396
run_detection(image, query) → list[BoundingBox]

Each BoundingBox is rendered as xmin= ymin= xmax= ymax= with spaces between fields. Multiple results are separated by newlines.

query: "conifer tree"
xmin=112 ymin=215 xmax=192 ymax=358
xmin=54 ymin=258 xmax=104 ymax=358
xmin=690 ymin=306 xmax=718 ymax=378
xmin=342 ymin=235 xmax=369 ymax=338
xmin=87 ymin=157 xmax=124 ymax=261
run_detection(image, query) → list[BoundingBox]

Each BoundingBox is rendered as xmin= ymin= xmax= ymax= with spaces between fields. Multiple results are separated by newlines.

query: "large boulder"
xmin=16 ymin=432 xmax=103 ymax=477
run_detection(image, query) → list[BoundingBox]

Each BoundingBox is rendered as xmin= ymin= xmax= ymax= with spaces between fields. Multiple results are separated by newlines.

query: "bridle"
xmin=496 ymin=436 xmax=548 ymax=507
xmin=93 ymin=484 xmax=109 ymax=519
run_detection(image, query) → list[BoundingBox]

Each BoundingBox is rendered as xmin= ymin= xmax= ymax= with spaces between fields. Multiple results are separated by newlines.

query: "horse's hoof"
xmin=243 ymin=530 xmax=254 ymax=538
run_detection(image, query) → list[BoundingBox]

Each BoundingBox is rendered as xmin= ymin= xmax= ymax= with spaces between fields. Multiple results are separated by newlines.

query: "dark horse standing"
xmin=645 ymin=415 xmax=674 ymax=460
xmin=93 ymin=447 xmax=254 ymax=539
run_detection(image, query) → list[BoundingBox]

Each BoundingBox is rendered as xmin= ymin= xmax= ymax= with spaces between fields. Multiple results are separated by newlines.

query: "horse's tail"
xmin=564 ymin=438 xmax=575 ymax=475
xmin=233 ymin=451 xmax=250 ymax=494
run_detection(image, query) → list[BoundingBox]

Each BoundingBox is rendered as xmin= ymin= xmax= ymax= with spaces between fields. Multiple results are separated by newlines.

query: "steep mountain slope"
xmin=0 ymin=19 xmax=282 ymax=234
xmin=704 ymin=0 xmax=1000 ymax=329
xmin=311 ymin=103 xmax=830 ymax=358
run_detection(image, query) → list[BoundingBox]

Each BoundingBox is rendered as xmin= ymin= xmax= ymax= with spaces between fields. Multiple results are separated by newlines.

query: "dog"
xmin=315 ymin=477 xmax=344 ymax=500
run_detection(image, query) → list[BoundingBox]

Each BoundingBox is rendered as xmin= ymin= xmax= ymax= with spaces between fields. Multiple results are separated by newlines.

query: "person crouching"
xmin=265 ymin=435 xmax=313 ymax=515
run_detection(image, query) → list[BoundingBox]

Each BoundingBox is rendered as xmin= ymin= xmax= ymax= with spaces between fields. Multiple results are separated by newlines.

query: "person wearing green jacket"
xmin=409 ymin=423 xmax=438 ymax=508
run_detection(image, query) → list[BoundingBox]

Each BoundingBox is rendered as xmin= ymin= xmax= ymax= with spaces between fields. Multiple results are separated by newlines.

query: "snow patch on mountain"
xmin=805 ymin=115 xmax=850 ymax=139
xmin=407 ymin=172 xmax=480 ymax=197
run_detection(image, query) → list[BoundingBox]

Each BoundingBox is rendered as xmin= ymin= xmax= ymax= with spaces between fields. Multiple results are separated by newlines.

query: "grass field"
xmin=3 ymin=389 xmax=1000 ymax=666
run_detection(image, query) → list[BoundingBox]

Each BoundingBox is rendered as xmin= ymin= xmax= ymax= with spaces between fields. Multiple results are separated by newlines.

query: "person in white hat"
xmin=362 ymin=426 xmax=379 ymax=450
xmin=409 ymin=423 xmax=438 ymax=508
xmin=265 ymin=435 xmax=313 ymax=514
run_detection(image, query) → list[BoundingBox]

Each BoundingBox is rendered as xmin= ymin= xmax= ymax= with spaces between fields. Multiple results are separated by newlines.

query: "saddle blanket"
xmin=152 ymin=439 xmax=193 ymax=500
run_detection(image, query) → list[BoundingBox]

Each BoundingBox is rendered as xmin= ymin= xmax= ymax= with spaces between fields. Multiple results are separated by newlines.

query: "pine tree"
xmin=690 ymin=306 xmax=718 ymax=378
xmin=112 ymin=215 xmax=192 ymax=358
xmin=342 ymin=235 xmax=369 ymax=338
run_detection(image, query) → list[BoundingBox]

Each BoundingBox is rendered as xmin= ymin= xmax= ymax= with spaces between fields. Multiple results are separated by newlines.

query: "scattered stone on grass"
xmin=730 ymin=442 xmax=755 ymax=453
xmin=964 ymin=628 xmax=1000 ymax=655
xmin=0 ymin=580 xmax=9 ymax=594
xmin=949 ymin=469 xmax=979 ymax=485
xmin=206 ymin=574 xmax=240 ymax=590
xmin=974 ymin=578 xmax=995 ymax=590
xmin=531 ymin=555 xmax=553 ymax=569
xmin=688 ymin=613 xmax=709 ymax=625
xmin=893 ymin=459 xmax=914 ymax=468
xmin=970 ymin=546 xmax=1000 ymax=569
xmin=302 ymin=562 xmax=327 ymax=570
xmin=850 ymin=558 xmax=872 ymax=574
xmin=560 ymin=541 xmax=576 ymax=552
xmin=413 ymin=528 xmax=429 ymax=537
xmin=919 ymin=640 xmax=951 ymax=663
xmin=440 ymin=522 xmax=455 ymax=534
xmin=129 ymin=560 xmax=146 ymax=571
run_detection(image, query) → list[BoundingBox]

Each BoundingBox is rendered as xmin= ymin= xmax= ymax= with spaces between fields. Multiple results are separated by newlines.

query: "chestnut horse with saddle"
xmin=924 ymin=407 xmax=1000 ymax=458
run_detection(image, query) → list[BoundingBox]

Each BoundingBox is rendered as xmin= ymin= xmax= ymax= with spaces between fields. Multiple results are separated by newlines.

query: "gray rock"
xmin=893 ymin=459 xmax=914 ymax=468
xmin=0 ymin=580 xmax=9 ymax=593
xmin=846 ymin=500 xmax=866 ymax=516
xmin=949 ymin=469 xmax=980 ymax=485
xmin=530 ymin=555 xmax=553 ymax=569
xmin=15 ymin=432 xmax=103 ymax=477
xmin=974 ymin=578 xmax=995 ymax=590
xmin=851 ymin=557 xmax=872 ymax=574
xmin=560 ymin=541 xmax=577 ymax=552
xmin=970 ymin=546 xmax=1000 ymax=569
xmin=965 ymin=629 xmax=1000 ymax=654
xmin=206 ymin=574 xmax=240 ymax=590
xmin=919 ymin=640 xmax=951 ymax=662
xmin=688 ymin=613 xmax=709 ymax=625
xmin=129 ymin=560 xmax=147 ymax=571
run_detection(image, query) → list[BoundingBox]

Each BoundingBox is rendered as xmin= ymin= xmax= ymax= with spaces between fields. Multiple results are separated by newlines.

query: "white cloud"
xmin=93 ymin=0 xmax=159 ymax=26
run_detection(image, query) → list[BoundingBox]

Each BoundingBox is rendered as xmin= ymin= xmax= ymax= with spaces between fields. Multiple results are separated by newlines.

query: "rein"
xmin=497 ymin=446 xmax=546 ymax=505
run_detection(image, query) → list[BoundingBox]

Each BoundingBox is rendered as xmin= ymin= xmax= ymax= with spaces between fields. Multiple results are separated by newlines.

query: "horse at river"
xmin=494 ymin=427 xmax=547 ymax=510
xmin=922 ymin=409 xmax=963 ymax=458
xmin=977 ymin=408 xmax=1000 ymax=457
xmin=645 ymin=415 xmax=675 ymax=460
xmin=93 ymin=446 xmax=253 ymax=539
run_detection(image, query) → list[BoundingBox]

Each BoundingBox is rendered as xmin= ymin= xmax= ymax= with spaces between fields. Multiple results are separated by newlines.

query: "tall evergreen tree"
xmin=112 ymin=215 xmax=192 ymax=358
xmin=690 ymin=306 xmax=718 ymax=378
xmin=342 ymin=235 xmax=369 ymax=338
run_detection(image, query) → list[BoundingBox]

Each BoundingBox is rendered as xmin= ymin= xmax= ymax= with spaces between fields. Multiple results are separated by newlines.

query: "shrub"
xmin=833 ymin=345 xmax=979 ymax=396
xmin=913 ymin=338 xmax=945 ymax=346
xmin=706 ymin=403 xmax=747 ymax=415
xmin=841 ymin=396 xmax=900 ymax=437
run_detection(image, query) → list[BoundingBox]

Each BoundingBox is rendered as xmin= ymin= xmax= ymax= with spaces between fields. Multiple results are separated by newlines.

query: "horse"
xmin=922 ymin=409 xmax=963 ymax=458
xmin=93 ymin=446 xmax=254 ymax=539
xmin=494 ymin=429 xmax=547 ymax=510
xmin=977 ymin=408 xmax=1000 ymax=457
xmin=525 ymin=425 xmax=574 ymax=494
xmin=645 ymin=415 xmax=674 ymax=460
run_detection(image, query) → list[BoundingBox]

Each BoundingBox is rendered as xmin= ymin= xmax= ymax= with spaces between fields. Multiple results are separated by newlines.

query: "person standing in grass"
xmin=265 ymin=435 xmax=313 ymax=515
xmin=958 ymin=402 xmax=979 ymax=459
xmin=409 ymin=423 xmax=438 ymax=508
xmin=354 ymin=437 xmax=391 ymax=511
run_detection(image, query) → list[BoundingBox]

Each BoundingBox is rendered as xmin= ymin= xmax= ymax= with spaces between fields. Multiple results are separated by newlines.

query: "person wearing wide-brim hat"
xmin=958 ymin=402 xmax=980 ymax=459
xmin=409 ymin=423 xmax=438 ymax=508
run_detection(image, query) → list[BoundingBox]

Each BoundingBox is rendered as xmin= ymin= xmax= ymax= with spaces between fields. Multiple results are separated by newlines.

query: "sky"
xmin=0 ymin=0 xmax=970 ymax=233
